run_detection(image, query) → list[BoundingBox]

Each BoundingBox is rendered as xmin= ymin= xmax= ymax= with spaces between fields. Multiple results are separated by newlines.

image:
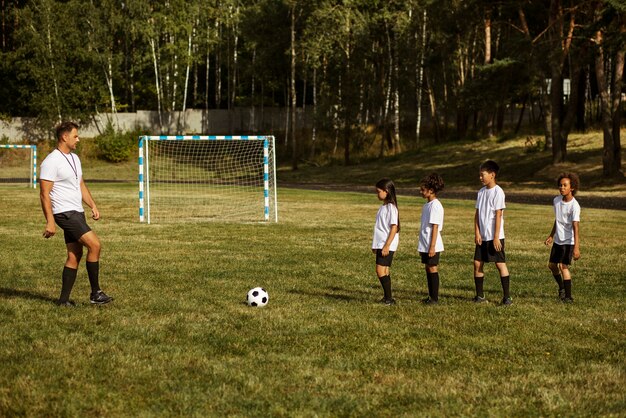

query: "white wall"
xmin=0 ymin=108 xmax=313 ymax=143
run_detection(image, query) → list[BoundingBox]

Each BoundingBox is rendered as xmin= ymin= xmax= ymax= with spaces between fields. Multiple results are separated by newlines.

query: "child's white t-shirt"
xmin=475 ymin=185 xmax=506 ymax=241
xmin=418 ymin=198 xmax=444 ymax=253
xmin=372 ymin=203 xmax=399 ymax=251
xmin=553 ymin=196 xmax=580 ymax=245
xmin=39 ymin=150 xmax=84 ymax=215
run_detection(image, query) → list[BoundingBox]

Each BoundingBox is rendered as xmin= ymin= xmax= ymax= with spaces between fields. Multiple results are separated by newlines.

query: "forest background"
xmin=0 ymin=0 xmax=624 ymax=177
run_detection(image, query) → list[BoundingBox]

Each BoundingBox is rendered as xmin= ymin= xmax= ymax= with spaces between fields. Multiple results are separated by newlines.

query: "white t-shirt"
xmin=553 ymin=196 xmax=581 ymax=245
xmin=475 ymin=185 xmax=506 ymax=241
xmin=418 ymin=198 xmax=444 ymax=253
xmin=39 ymin=149 xmax=84 ymax=214
xmin=372 ymin=203 xmax=399 ymax=251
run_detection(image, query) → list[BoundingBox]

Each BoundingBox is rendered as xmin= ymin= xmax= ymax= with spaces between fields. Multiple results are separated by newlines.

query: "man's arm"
xmin=40 ymin=180 xmax=56 ymax=238
xmin=80 ymin=178 xmax=100 ymax=220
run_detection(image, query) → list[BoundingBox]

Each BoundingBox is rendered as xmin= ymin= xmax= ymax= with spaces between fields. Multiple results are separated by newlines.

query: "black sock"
xmin=426 ymin=272 xmax=433 ymax=299
xmin=60 ymin=266 xmax=78 ymax=302
xmin=564 ymin=280 xmax=572 ymax=299
xmin=379 ymin=275 xmax=392 ymax=300
xmin=553 ymin=274 xmax=564 ymax=290
xmin=431 ymin=272 xmax=439 ymax=301
xmin=474 ymin=276 xmax=484 ymax=298
xmin=500 ymin=275 xmax=510 ymax=299
xmin=86 ymin=261 xmax=100 ymax=294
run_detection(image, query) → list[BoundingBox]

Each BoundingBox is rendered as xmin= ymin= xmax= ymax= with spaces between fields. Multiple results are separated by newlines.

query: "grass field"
xmin=0 ymin=183 xmax=624 ymax=416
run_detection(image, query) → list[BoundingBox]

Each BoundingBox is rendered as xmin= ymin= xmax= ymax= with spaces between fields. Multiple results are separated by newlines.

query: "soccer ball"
xmin=246 ymin=287 xmax=269 ymax=307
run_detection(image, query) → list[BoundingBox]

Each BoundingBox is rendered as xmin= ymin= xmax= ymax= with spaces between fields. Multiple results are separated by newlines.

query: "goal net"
xmin=139 ymin=135 xmax=278 ymax=223
xmin=0 ymin=145 xmax=37 ymax=188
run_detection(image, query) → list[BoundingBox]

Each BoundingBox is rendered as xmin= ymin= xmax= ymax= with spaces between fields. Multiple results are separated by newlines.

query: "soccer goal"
xmin=0 ymin=144 xmax=37 ymax=189
xmin=138 ymin=135 xmax=278 ymax=224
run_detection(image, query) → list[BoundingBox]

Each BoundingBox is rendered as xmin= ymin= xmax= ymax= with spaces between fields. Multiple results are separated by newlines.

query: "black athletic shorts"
xmin=53 ymin=210 xmax=91 ymax=244
xmin=375 ymin=249 xmax=395 ymax=267
xmin=420 ymin=252 xmax=440 ymax=266
xmin=474 ymin=239 xmax=506 ymax=263
xmin=550 ymin=243 xmax=574 ymax=265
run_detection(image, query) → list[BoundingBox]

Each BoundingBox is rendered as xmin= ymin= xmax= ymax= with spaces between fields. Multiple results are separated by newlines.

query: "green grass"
xmin=1 ymin=184 xmax=624 ymax=416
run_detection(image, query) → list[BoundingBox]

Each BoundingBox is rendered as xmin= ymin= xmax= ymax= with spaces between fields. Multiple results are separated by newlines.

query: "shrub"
xmin=95 ymin=124 xmax=138 ymax=163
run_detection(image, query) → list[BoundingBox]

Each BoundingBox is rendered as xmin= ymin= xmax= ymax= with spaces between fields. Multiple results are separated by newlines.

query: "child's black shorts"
xmin=549 ymin=243 xmax=574 ymax=265
xmin=53 ymin=210 xmax=92 ymax=244
xmin=474 ymin=239 xmax=506 ymax=263
xmin=419 ymin=252 xmax=440 ymax=265
xmin=375 ymin=249 xmax=395 ymax=266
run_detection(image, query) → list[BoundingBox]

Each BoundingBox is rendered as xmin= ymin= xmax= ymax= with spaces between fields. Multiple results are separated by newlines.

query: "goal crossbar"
xmin=0 ymin=144 xmax=37 ymax=189
xmin=138 ymin=135 xmax=278 ymax=223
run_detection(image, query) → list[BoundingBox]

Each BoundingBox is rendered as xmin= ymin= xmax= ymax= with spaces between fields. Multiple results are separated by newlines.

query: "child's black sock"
xmin=379 ymin=275 xmax=392 ymax=300
xmin=60 ymin=266 xmax=78 ymax=302
xmin=426 ymin=272 xmax=433 ymax=299
xmin=474 ymin=276 xmax=484 ymax=298
xmin=431 ymin=272 xmax=440 ymax=301
xmin=564 ymin=279 xmax=572 ymax=299
xmin=500 ymin=275 xmax=510 ymax=299
xmin=86 ymin=261 xmax=101 ymax=294
xmin=553 ymin=274 xmax=564 ymax=290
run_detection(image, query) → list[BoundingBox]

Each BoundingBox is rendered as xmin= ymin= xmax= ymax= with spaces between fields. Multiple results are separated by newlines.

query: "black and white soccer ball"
xmin=246 ymin=287 xmax=269 ymax=307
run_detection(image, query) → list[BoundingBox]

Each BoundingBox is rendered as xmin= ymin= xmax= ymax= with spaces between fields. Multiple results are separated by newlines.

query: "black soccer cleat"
xmin=501 ymin=297 xmax=513 ymax=306
xmin=558 ymin=289 xmax=566 ymax=300
xmin=562 ymin=297 xmax=574 ymax=304
xmin=56 ymin=300 xmax=76 ymax=307
xmin=472 ymin=295 xmax=488 ymax=303
xmin=90 ymin=290 xmax=113 ymax=305
xmin=422 ymin=297 xmax=439 ymax=305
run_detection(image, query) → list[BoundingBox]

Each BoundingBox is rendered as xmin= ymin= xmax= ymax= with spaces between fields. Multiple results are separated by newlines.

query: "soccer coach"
xmin=40 ymin=121 xmax=113 ymax=306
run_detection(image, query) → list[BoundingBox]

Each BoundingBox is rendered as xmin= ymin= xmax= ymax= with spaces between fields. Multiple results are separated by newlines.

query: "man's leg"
xmin=79 ymin=231 xmax=112 ymax=304
xmin=58 ymin=242 xmax=82 ymax=304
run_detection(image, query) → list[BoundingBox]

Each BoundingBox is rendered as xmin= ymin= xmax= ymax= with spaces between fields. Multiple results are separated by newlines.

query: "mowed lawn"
xmin=0 ymin=183 xmax=624 ymax=416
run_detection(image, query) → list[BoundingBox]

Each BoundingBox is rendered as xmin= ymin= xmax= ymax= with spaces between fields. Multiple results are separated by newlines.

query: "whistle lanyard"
xmin=57 ymin=148 xmax=78 ymax=184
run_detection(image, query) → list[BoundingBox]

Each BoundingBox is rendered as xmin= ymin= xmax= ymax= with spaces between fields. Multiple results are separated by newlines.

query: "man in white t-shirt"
xmin=473 ymin=160 xmax=512 ymax=305
xmin=40 ymin=122 xmax=113 ymax=306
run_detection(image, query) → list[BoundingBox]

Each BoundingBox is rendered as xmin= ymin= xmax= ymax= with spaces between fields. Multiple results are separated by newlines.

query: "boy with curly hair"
xmin=544 ymin=173 xmax=581 ymax=303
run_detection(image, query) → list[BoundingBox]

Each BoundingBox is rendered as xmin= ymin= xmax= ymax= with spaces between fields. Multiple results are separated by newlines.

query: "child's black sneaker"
xmin=56 ymin=300 xmax=76 ymax=307
xmin=562 ymin=297 xmax=574 ymax=304
xmin=422 ymin=298 xmax=438 ymax=305
xmin=90 ymin=290 xmax=113 ymax=305
xmin=558 ymin=289 xmax=566 ymax=300
xmin=379 ymin=298 xmax=396 ymax=306
xmin=472 ymin=295 xmax=488 ymax=303
xmin=501 ymin=297 xmax=513 ymax=306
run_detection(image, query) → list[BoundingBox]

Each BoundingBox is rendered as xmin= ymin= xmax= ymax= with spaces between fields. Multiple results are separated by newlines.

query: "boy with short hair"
xmin=544 ymin=173 xmax=581 ymax=303
xmin=473 ymin=160 xmax=512 ymax=305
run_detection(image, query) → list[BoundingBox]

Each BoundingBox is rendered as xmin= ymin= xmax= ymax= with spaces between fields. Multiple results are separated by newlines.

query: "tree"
xmin=593 ymin=1 xmax=625 ymax=178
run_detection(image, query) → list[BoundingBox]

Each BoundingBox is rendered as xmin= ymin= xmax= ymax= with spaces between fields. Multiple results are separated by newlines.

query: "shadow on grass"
xmin=288 ymin=286 xmax=361 ymax=302
xmin=0 ymin=287 xmax=56 ymax=303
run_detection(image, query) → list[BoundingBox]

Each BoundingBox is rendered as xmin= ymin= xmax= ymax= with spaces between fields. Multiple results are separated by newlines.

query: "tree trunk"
xmin=290 ymin=2 xmax=298 ymax=170
xmin=595 ymin=22 xmax=625 ymax=178
xmin=415 ymin=9 xmax=427 ymax=146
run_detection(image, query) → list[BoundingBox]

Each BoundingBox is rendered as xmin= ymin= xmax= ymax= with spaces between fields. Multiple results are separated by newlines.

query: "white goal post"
xmin=0 ymin=144 xmax=37 ymax=189
xmin=138 ymin=135 xmax=278 ymax=224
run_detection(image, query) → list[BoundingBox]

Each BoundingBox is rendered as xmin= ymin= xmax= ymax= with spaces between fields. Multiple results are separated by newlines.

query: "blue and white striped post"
xmin=138 ymin=135 xmax=277 ymax=223
xmin=0 ymin=144 xmax=37 ymax=188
